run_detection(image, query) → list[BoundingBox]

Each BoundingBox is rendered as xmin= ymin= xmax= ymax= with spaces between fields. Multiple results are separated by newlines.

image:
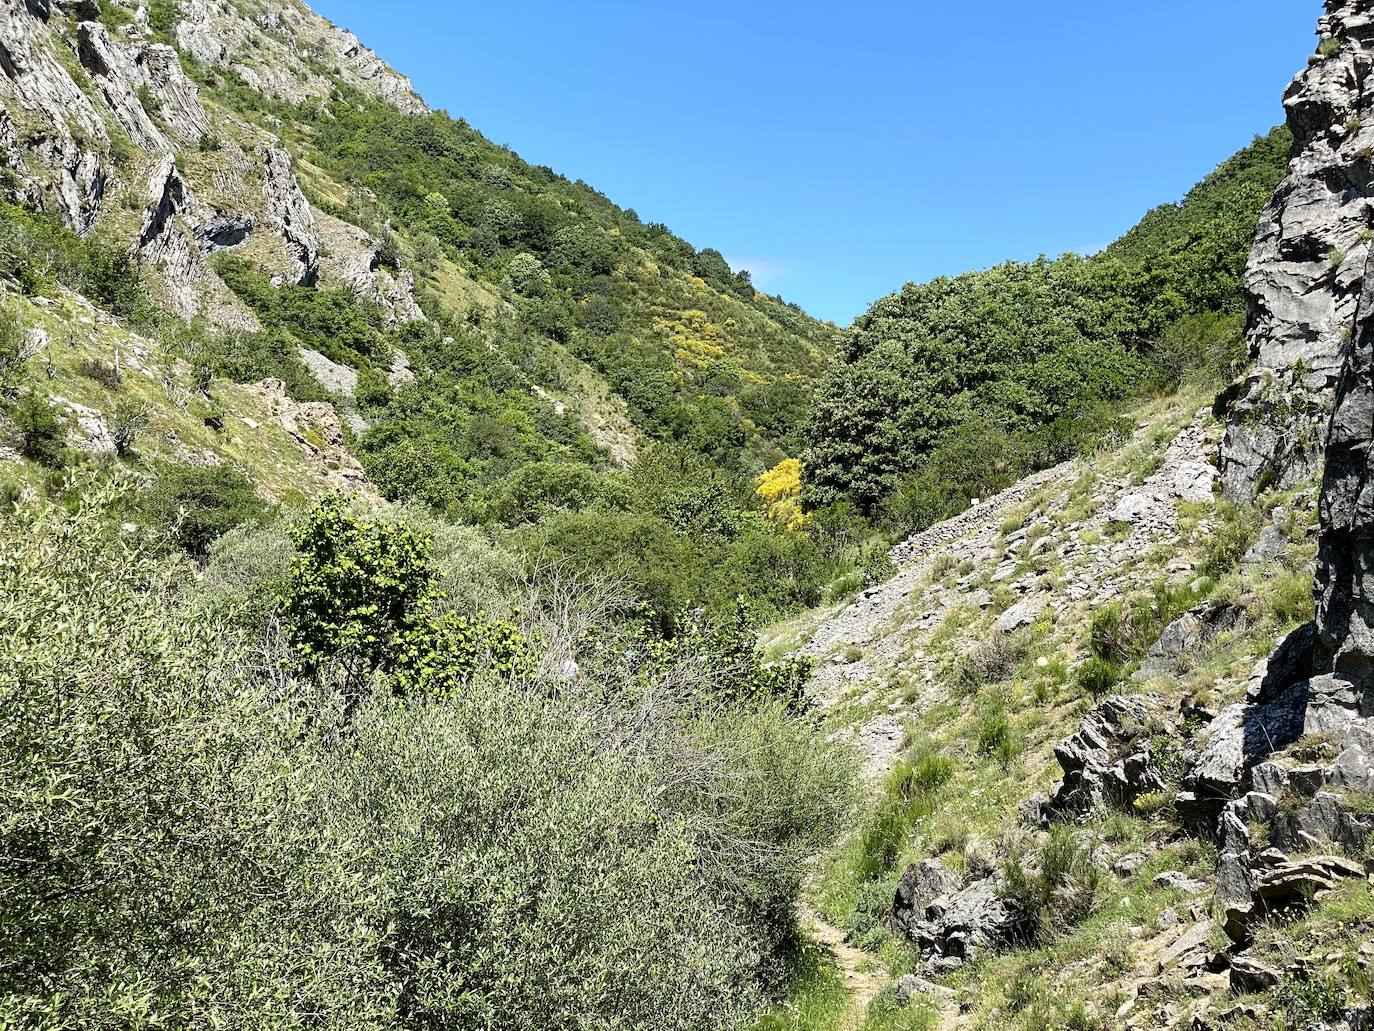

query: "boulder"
xmin=893 ymin=974 xmax=957 ymax=1007
xmin=1108 ymin=493 xmax=1154 ymax=524
xmin=1241 ymin=524 xmax=1289 ymax=569
xmin=1176 ymin=683 xmax=1307 ymax=829
xmin=896 ymin=875 xmax=1027 ymax=971
xmin=1229 ymin=955 xmax=1281 ymax=994
xmin=1153 ymin=871 xmax=1209 ymax=895
xmin=1139 ymin=601 xmax=1247 ymax=678
xmin=890 ymin=858 xmax=959 ymax=937
xmin=1045 ymin=694 xmax=1171 ymax=820
xmin=995 ymin=597 xmax=1044 ymax=634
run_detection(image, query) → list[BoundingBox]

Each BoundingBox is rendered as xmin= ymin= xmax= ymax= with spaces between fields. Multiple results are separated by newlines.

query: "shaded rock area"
xmin=1137 ymin=601 xmax=1247 ymax=679
xmin=1220 ymin=1 xmax=1374 ymax=501
xmin=1040 ymin=694 xmax=1176 ymax=823
xmin=888 ymin=862 xmax=1028 ymax=974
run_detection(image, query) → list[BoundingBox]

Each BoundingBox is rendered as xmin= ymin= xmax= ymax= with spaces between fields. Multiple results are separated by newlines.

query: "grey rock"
xmin=1045 ymin=694 xmax=1171 ymax=819
xmin=995 ymin=597 xmax=1044 ymax=634
xmin=1108 ymin=492 xmax=1154 ymax=524
xmin=1270 ymin=790 xmax=1373 ymax=853
xmin=893 ymin=975 xmax=957 ymax=1006
xmin=1242 ymin=524 xmax=1290 ymax=569
xmin=1139 ymin=601 xmax=1246 ymax=678
xmin=1153 ymin=871 xmax=1209 ymax=895
xmin=1157 ymin=921 xmax=1212 ymax=973
xmin=173 ymin=0 xmax=428 ymax=115
xmin=898 ymin=875 xmax=1028 ymax=971
xmin=0 ymin=2 xmax=109 ymax=228
xmin=889 ymin=858 xmax=958 ymax=938
xmin=1172 ymin=460 xmax=1218 ymax=502
xmin=1229 ymin=955 xmax=1281 ymax=994
xmin=1113 ymin=851 xmax=1149 ymax=877
xmin=260 ymin=146 xmax=319 ymax=286
xmin=1176 ymin=683 xmax=1307 ymax=828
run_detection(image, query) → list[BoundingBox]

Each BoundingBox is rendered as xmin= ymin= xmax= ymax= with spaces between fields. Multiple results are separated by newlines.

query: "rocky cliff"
xmin=1220 ymin=0 xmax=1374 ymax=501
xmin=0 ymin=0 xmax=426 ymax=329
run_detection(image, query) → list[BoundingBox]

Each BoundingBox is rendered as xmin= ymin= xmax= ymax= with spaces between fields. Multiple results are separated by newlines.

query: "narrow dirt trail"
xmin=797 ymin=903 xmax=887 ymax=1029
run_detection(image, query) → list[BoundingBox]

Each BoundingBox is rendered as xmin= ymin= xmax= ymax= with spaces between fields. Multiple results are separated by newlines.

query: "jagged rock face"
xmin=1220 ymin=0 xmax=1374 ymax=501
xmin=1041 ymin=694 xmax=1174 ymax=822
xmin=174 ymin=0 xmax=427 ymax=115
xmin=259 ymin=145 xmax=319 ymax=286
xmin=137 ymin=156 xmax=259 ymax=330
xmin=0 ymin=2 xmax=109 ymax=228
xmin=315 ymin=211 xmax=424 ymax=323
xmin=1311 ymin=193 xmax=1374 ymax=783
xmin=76 ymin=22 xmax=210 ymax=149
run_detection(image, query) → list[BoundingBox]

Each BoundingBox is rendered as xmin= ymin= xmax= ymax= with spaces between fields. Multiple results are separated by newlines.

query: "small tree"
xmin=9 ymin=391 xmax=66 ymax=467
xmin=111 ymin=401 xmax=151 ymax=457
xmin=0 ymin=307 xmax=42 ymax=391
xmin=283 ymin=497 xmax=532 ymax=704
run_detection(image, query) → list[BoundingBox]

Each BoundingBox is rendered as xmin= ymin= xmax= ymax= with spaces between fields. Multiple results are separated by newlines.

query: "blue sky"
xmin=311 ymin=0 xmax=1320 ymax=326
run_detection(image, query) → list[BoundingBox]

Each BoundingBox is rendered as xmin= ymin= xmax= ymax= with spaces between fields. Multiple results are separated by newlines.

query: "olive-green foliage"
xmin=0 ymin=203 xmax=153 ymax=325
xmin=0 ymin=490 xmax=858 ymax=1030
xmin=1001 ymin=826 xmax=1104 ymax=943
xmin=1074 ymin=656 xmax=1122 ymax=700
xmin=140 ymin=462 xmax=268 ymax=558
xmin=0 ymin=302 xmax=31 ymax=387
xmin=164 ymin=320 xmax=328 ymax=403
xmin=6 ymin=391 xmax=67 ymax=468
xmin=803 ymin=127 xmax=1291 ymax=517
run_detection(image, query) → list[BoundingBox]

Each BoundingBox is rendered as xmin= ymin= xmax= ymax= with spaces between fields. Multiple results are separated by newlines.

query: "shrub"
xmin=110 ymin=401 xmax=150 ymax=457
xmin=8 ymin=390 xmax=66 ymax=467
xmin=0 ymin=487 xmax=858 ymax=1030
xmin=1075 ymin=656 xmax=1121 ymax=699
xmin=0 ymin=303 xmax=37 ymax=387
xmin=141 ymin=462 xmax=268 ymax=558
xmin=952 ymin=632 xmax=1021 ymax=693
xmin=1199 ymin=501 xmax=1262 ymax=578
xmin=1001 ymin=826 xmax=1104 ymax=943
xmin=78 ymin=358 xmax=122 ymax=389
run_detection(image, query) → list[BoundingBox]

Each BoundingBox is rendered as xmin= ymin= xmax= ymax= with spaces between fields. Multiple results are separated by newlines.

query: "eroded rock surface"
xmin=1220 ymin=2 xmax=1374 ymax=500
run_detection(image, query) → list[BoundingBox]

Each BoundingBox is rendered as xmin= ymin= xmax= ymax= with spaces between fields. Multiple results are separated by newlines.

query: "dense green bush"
xmin=0 ymin=203 xmax=154 ymax=325
xmin=140 ymin=462 xmax=268 ymax=558
xmin=0 ymin=487 xmax=857 ymax=1030
xmin=802 ymin=128 xmax=1290 ymax=521
xmin=6 ymin=391 xmax=67 ymax=468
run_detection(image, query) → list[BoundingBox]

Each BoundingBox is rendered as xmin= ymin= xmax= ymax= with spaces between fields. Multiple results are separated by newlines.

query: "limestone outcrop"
xmin=1220 ymin=1 xmax=1374 ymax=500
xmin=173 ymin=0 xmax=427 ymax=115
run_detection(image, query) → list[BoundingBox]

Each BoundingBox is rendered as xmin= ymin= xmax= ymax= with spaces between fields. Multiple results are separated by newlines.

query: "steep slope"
xmin=769 ymin=5 xmax=1374 ymax=1029
xmin=0 ymin=0 xmax=837 ymax=510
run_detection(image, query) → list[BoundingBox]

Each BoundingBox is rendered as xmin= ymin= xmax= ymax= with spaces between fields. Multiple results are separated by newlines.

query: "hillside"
xmin=759 ymin=4 xmax=1374 ymax=1030
xmin=5 ymin=0 xmax=1374 ymax=1030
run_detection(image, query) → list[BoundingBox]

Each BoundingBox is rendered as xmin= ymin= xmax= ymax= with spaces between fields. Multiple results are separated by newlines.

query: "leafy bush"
xmin=7 ymin=391 xmax=66 ymax=467
xmin=1199 ymin=501 xmax=1263 ymax=579
xmin=141 ymin=462 xmax=268 ymax=559
xmin=0 ymin=488 xmax=858 ymax=1030
xmin=1075 ymin=656 xmax=1121 ymax=699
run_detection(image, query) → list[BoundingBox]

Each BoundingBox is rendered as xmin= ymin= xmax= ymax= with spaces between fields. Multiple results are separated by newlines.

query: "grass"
xmin=6 ymin=290 xmax=331 ymax=503
xmin=752 ymin=943 xmax=851 ymax=1031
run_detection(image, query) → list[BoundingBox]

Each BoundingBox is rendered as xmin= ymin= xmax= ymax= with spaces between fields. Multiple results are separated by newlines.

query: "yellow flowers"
xmin=756 ymin=458 xmax=807 ymax=530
